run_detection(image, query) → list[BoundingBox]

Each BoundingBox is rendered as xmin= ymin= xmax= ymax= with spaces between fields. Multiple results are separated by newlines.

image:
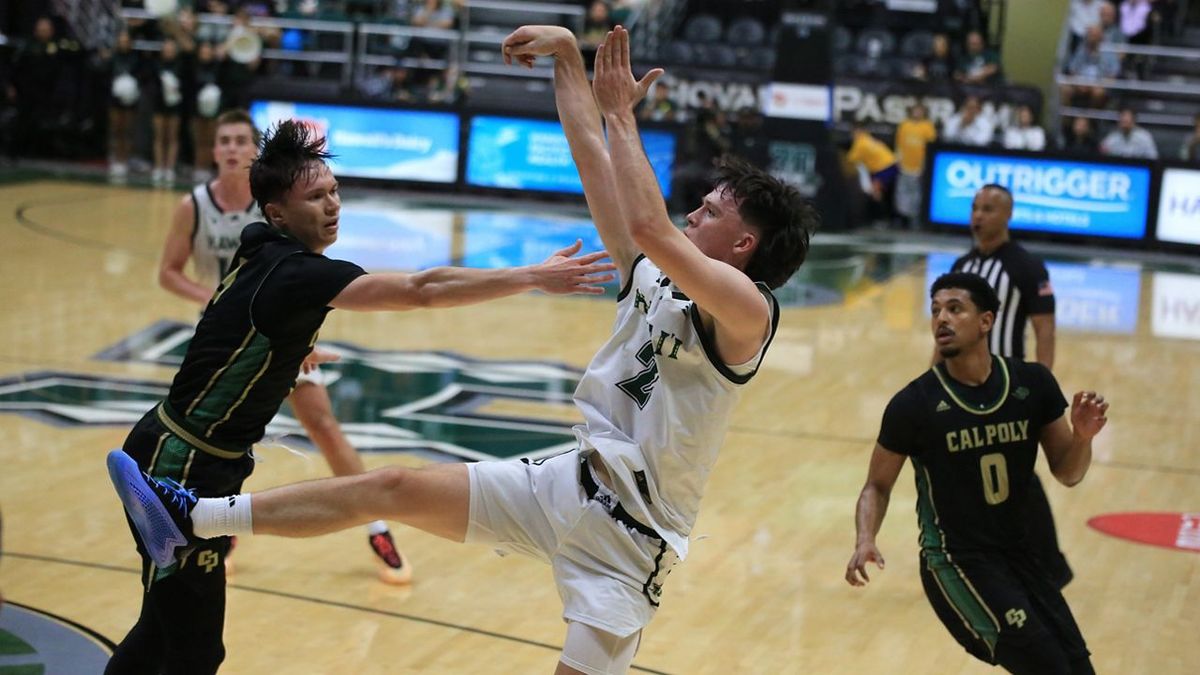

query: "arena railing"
xmin=356 ymin=23 xmax=457 ymax=75
xmin=120 ymin=8 xmax=358 ymax=86
xmin=1055 ymin=41 xmax=1200 ymax=130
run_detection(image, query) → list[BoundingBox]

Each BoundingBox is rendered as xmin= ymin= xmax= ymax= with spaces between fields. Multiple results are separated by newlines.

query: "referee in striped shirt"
xmin=947 ymin=183 xmax=1072 ymax=589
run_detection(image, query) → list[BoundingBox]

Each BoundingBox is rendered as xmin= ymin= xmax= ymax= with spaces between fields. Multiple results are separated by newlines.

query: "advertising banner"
xmin=1152 ymin=271 xmax=1200 ymax=340
xmin=927 ymin=149 xmax=1152 ymax=239
xmin=462 ymin=211 xmax=605 ymax=269
xmin=926 ymin=252 xmax=1141 ymax=334
xmin=324 ymin=202 xmax=453 ymax=272
xmin=1044 ymin=261 xmax=1141 ymax=334
xmin=1155 ymin=167 xmax=1200 ymax=246
xmin=466 ymin=116 xmax=675 ymax=196
xmin=250 ymin=101 xmax=460 ymax=183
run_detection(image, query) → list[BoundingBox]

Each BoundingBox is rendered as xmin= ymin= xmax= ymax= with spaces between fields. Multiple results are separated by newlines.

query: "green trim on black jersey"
xmin=183 ymin=330 xmax=273 ymax=435
xmin=913 ymin=460 xmax=946 ymax=552
xmin=914 ymin=461 xmax=1001 ymax=657
xmin=932 ymin=356 xmax=1010 ymax=416
xmin=186 ymin=327 xmax=258 ymax=416
xmin=205 ymin=346 xmax=273 ymax=437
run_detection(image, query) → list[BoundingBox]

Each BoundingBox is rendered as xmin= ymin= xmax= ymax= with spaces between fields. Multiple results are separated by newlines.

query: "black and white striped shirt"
xmin=952 ymin=241 xmax=1055 ymax=360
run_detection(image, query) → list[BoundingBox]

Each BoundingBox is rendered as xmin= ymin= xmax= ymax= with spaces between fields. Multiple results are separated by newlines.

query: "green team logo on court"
xmin=0 ymin=603 xmax=113 ymax=673
xmin=0 ymin=321 xmax=583 ymax=462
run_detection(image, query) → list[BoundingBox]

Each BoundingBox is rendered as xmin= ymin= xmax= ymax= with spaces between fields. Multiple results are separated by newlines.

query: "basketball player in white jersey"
xmin=157 ymin=109 xmax=412 ymax=584
xmin=117 ymin=27 xmax=817 ymax=674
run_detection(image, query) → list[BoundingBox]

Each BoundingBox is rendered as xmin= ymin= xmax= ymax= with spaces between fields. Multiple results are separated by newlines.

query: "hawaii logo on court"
xmin=0 ymin=320 xmax=585 ymax=462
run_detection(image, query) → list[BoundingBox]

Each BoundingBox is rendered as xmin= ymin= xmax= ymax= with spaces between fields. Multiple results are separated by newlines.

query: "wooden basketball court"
xmin=0 ymin=177 xmax=1196 ymax=673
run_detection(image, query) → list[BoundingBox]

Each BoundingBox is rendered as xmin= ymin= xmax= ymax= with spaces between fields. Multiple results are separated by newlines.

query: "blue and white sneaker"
xmin=106 ymin=450 xmax=199 ymax=568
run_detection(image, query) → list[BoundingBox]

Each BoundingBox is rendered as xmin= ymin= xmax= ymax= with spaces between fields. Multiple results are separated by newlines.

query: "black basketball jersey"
xmin=878 ymin=357 xmax=1068 ymax=554
xmin=165 ymin=222 xmax=365 ymax=451
xmin=952 ymin=242 xmax=1054 ymax=361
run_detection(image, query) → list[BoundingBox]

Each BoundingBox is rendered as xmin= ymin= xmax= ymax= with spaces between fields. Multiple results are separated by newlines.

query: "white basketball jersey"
xmin=573 ymin=255 xmax=778 ymax=560
xmin=191 ymin=183 xmax=262 ymax=287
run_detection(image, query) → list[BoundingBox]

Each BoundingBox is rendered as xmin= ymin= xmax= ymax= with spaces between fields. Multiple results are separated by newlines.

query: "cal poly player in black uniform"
xmin=949 ymin=183 xmax=1071 ymax=589
xmin=847 ymin=272 xmax=1108 ymax=675
xmin=104 ymin=120 xmax=616 ymax=675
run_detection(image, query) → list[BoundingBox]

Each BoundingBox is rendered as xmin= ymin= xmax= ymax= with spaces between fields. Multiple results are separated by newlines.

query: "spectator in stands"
xmin=1156 ymin=0 xmax=1181 ymax=38
xmin=1120 ymin=0 xmax=1156 ymax=44
xmin=729 ymin=106 xmax=766 ymax=165
xmin=846 ymin=122 xmax=899 ymax=222
xmin=1099 ymin=1 xmax=1127 ymax=44
xmin=104 ymin=28 xmax=142 ymax=181
xmin=166 ymin=7 xmax=200 ymax=56
xmin=610 ymin=0 xmax=641 ymax=25
xmin=1062 ymin=25 xmax=1120 ymax=108
xmin=955 ymin=30 xmax=1001 ymax=85
xmin=1059 ymin=116 xmax=1100 ymax=155
xmin=1003 ymin=104 xmax=1047 ymax=151
xmin=123 ymin=0 xmax=162 ymax=41
xmin=216 ymin=9 xmax=263 ymax=113
xmin=894 ymin=103 xmax=937 ymax=226
xmin=1181 ymin=112 xmax=1200 ymax=162
xmin=411 ymin=0 xmax=461 ymax=29
xmin=1068 ymin=0 xmax=1106 ymax=52
xmin=943 ymin=96 xmax=994 ymax=146
xmin=152 ymin=38 xmax=185 ymax=186
xmin=192 ymin=41 xmax=224 ymax=180
xmin=913 ymin=33 xmax=955 ymax=84
xmin=0 ymin=42 xmax=14 ymax=159
xmin=195 ymin=1 xmax=235 ymax=45
xmin=10 ymin=16 xmax=64 ymax=159
xmin=425 ymin=64 xmax=466 ymax=105
xmin=239 ymin=1 xmax=278 ymax=18
xmin=410 ymin=0 xmax=461 ymax=59
xmin=639 ymin=81 xmax=680 ymax=123
xmin=1101 ymin=107 xmax=1159 ymax=158
xmin=359 ymin=64 xmax=417 ymax=102
xmin=581 ymin=1 xmax=616 ymax=49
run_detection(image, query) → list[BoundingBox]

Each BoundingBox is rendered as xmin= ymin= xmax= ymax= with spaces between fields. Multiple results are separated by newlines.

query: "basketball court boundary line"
xmin=3 ymin=551 xmax=674 ymax=674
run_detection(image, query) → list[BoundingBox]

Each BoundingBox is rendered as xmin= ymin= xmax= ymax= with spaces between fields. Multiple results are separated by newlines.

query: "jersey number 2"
xmin=980 ymin=453 xmax=1010 ymax=505
xmin=617 ymin=340 xmax=659 ymax=410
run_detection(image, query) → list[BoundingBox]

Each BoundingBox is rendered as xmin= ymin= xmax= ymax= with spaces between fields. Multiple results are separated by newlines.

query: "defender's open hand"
xmin=591 ymin=26 xmax=663 ymax=116
xmin=532 ymin=240 xmax=617 ymax=295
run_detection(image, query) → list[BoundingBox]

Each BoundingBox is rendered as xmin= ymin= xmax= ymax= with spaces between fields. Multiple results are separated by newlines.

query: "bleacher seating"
xmin=1054 ymin=1 xmax=1200 ymax=159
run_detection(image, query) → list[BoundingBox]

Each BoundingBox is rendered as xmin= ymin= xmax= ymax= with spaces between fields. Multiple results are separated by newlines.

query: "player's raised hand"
xmin=846 ymin=541 xmax=886 ymax=587
xmin=532 ymin=240 xmax=617 ymax=295
xmin=591 ymin=25 xmax=663 ymax=116
xmin=300 ymin=346 xmax=341 ymax=374
xmin=502 ymin=25 xmax=574 ymax=68
xmin=1070 ymin=391 xmax=1109 ymax=440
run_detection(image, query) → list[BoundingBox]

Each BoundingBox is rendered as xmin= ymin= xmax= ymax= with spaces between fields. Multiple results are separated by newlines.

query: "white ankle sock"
xmin=193 ymin=494 xmax=254 ymax=539
xmin=367 ymin=520 xmax=389 ymax=536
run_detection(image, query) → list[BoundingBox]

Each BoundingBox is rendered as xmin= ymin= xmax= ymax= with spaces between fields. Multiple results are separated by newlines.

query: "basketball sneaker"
xmin=106 ymin=450 xmax=198 ymax=568
xmin=369 ymin=531 xmax=413 ymax=585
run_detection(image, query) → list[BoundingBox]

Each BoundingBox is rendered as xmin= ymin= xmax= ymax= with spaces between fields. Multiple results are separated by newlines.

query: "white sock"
xmin=367 ymin=520 xmax=389 ymax=536
xmin=192 ymin=494 xmax=254 ymax=539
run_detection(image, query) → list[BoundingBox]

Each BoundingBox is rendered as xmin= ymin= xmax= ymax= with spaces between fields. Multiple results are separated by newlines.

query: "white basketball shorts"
xmin=466 ymin=449 xmax=679 ymax=638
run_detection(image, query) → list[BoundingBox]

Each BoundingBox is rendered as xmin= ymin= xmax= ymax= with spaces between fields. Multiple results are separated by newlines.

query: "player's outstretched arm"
xmin=502 ymin=25 xmax=642 ymax=284
xmin=594 ymin=26 xmax=768 ymax=364
xmin=159 ymin=194 xmax=214 ymax=305
xmin=846 ymin=443 xmax=906 ymax=587
xmin=1040 ymin=390 xmax=1108 ymax=486
xmin=329 ymin=240 xmax=615 ymax=311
